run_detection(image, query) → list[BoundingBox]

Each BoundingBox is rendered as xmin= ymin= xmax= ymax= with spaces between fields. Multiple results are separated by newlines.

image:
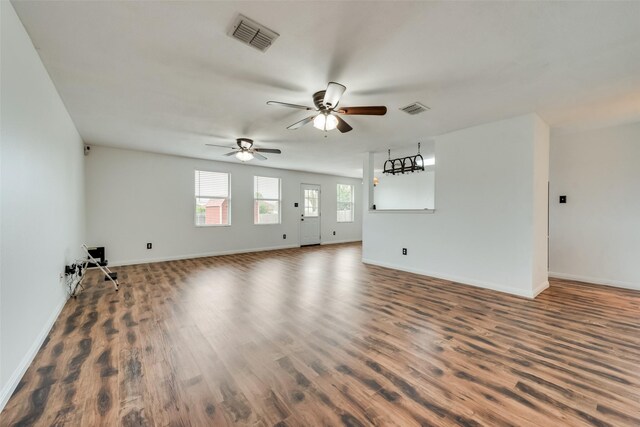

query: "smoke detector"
xmin=228 ymin=14 xmax=279 ymax=53
xmin=400 ymin=102 xmax=430 ymax=115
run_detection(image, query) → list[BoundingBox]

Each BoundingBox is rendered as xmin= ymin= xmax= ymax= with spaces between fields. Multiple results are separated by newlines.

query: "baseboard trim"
xmin=532 ymin=280 xmax=550 ymax=297
xmin=109 ymin=244 xmax=301 ymax=267
xmin=320 ymin=239 xmax=362 ymax=246
xmin=362 ymin=258 xmax=541 ymax=299
xmin=548 ymin=272 xmax=640 ymax=291
xmin=0 ymin=295 xmax=67 ymax=412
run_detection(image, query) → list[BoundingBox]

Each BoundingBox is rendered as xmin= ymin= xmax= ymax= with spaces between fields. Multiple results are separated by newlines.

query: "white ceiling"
xmin=11 ymin=1 xmax=640 ymax=177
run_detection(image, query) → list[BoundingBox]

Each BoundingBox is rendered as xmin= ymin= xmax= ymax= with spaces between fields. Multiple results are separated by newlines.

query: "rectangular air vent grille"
xmin=400 ymin=102 xmax=430 ymax=115
xmin=229 ymin=15 xmax=279 ymax=53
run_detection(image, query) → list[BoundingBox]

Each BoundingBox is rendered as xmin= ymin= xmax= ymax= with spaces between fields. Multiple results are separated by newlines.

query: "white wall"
xmin=0 ymin=1 xmax=85 ymax=410
xmin=373 ymin=142 xmax=436 ymax=210
xmin=374 ymin=170 xmax=435 ymax=210
xmin=363 ymin=114 xmax=549 ymax=298
xmin=549 ymin=122 xmax=640 ymax=289
xmin=85 ymin=146 xmax=362 ymax=265
xmin=532 ymin=117 xmax=550 ymax=292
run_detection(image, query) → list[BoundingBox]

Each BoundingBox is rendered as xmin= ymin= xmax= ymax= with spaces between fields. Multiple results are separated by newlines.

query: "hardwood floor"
xmin=2 ymin=243 xmax=639 ymax=426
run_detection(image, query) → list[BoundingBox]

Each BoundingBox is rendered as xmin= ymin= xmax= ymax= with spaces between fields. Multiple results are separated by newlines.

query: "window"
xmin=304 ymin=188 xmax=319 ymax=217
xmin=337 ymin=184 xmax=354 ymax=222
xmin=195 ymin=170 xmax=230 ymax=226
xmin=254 ymin=176 xmax=281 ymax=224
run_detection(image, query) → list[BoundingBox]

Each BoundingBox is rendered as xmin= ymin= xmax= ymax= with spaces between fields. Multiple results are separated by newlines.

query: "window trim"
xmin=254 ymin=176 xmax=281 ymax=225
xmin=336 ymin=183 xmax=355 ymax=223
xmin=194 ymin=170 xmax=231 ymax=227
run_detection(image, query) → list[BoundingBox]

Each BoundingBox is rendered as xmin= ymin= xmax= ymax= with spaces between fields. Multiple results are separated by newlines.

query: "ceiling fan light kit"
xmin=313 ymin=113 xmax=338 ymax=131
xmin=235 ymin=150 xmax=254 ymax=162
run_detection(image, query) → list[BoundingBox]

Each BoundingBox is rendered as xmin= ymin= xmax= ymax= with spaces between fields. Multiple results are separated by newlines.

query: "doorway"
xmin=300 ymin=184 xmax=321 ymax=246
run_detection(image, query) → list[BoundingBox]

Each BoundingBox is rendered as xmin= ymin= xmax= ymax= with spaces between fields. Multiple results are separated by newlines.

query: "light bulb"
xmin=313 ymin=113 xmax=338 ymax=131
xmin=313 ymin=114 xmax=326 ymax=130
xmin=235 ymin=150 xmax=254 ymax=162
xmin=325 ymin=114 xmax=338 ymax=131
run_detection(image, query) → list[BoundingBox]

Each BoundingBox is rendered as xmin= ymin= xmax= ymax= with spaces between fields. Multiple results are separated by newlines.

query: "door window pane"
xmin=304 ymin=189 xmax=319 ymax=217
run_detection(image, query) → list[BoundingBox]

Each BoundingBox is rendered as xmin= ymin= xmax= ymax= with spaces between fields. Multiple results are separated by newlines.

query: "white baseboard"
xmin=0 ymin=295 xmax=67 ymax=412
xmin=548 ymin=272 xmax=640 ymax=291
xmin=321 ymin=239 xmax=362 ymax=246
xmin=109 ymin=244 xmax=301 ymax=267
xmin=362 ymin=258 xmax=542 ymax=299
xmin=532 ymin=280 xmax=550 ymax=297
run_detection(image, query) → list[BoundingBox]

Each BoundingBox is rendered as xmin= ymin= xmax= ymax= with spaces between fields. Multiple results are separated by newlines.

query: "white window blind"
xmin=254 ymin=176 xmax=281 ymax=224
xmin=195 ymin=170 xmax=230 ymax=226
xmin=337 ymin=184 xmax=354 ymax=222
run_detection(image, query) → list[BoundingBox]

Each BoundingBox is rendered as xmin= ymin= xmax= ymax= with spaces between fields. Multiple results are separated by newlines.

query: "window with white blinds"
xmin=254 ymin=176 xmax=281 ymax=224
xmin=194 ymin=170 xmax=230 ymax=226
xmin=337 ymin=184 xmax=354 ymax=222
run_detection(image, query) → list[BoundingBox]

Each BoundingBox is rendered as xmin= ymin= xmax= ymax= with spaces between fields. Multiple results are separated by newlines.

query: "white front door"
xmin=300 ymin=184 xmax=321 ymax=246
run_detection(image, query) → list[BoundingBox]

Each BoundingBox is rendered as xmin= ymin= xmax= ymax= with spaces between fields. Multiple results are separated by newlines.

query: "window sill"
xmin=368 ymin=209 xmax=435 ymax=214
xmin=254 ymin=223 xmax=282 ymax=226
xmin=195 ymin=224 xmax=232 ymax=227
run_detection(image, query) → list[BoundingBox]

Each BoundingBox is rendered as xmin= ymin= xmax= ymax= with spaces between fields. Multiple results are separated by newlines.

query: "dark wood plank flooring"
xmin=1 ymin=243 xmax=639 ymax=426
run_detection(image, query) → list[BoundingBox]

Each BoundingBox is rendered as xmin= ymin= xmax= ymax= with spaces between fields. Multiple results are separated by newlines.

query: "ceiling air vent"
xmin=400 ymin=102 xmax=430 ymax=115
xmin=228 ymin=14 xmax=279 ymax=53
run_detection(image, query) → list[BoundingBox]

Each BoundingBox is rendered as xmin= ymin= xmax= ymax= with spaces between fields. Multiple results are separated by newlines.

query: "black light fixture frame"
xmin=383 ymin=143 xmax=425 ymax=175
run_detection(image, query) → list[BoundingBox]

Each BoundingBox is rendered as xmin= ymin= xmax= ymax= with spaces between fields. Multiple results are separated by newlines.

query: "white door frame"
xmin=300 ymin=183 xmax=321 ymax=246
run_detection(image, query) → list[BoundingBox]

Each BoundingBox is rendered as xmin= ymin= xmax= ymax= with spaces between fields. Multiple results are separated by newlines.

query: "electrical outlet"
xmin=333 ymin=231 xmax=336 ymax=235
xmin=147 ymin=243 xmax=152 ymax=249
xmin=294 ymin=202 xmax=299 ymax=207
xmin=402 ymin=248 xmax=407 ymax=255
xmin=559 ymin=195 xmax=567 ymax=204
xmin=283 ymin=234 xmax=287 ymax=239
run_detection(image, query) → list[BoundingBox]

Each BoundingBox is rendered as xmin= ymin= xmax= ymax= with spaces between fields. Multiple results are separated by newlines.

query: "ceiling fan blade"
xmin=338 ymin=106 xmax=387 ymax=115
xmin=254 ymin=148 xmax=281 ymax=154
xmin=287 ymin=115 xmax=316 ymax=130
xmin=267 ymin=101 xmax=314 ymax=111
xmin=206 ymin=143 xmax=234 ymax=149
xmin=253 ymin=152 xmax=268 ymax=161
xmin=323 ymin=82 xmax=346 ymax=109
xmin=224 ymin=151 xmax=237 ymax=156
xmin=335 ymin=116 xmax=353 ymax=133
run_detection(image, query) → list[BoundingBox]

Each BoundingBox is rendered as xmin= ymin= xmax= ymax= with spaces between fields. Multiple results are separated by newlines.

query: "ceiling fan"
xmin=206 ymin=138 xmax=281 ymax=162
xmin=267 ymin=82 xmax=387 ymax=133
